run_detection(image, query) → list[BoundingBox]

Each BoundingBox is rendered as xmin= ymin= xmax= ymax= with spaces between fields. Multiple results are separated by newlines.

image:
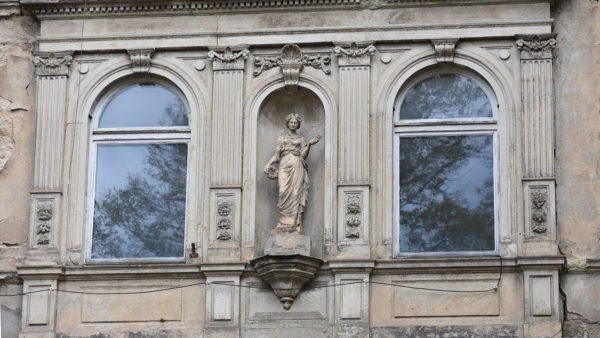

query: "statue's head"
xmin=286 ymin=113 xmax=302 ymax=131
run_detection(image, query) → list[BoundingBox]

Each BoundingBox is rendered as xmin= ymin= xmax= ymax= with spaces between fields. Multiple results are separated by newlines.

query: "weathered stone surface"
xmin=370 ymin=325 xmax=520 ymax=338
xmin=0 ymin=13 xmax=36 ymax=246
xmin=264 ymin=233 xmax=311 ymax=256
xmin=0 ymin=115 xmax=15 ymax=172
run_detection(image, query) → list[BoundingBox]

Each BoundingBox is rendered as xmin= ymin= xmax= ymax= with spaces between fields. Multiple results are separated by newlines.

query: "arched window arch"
xmin=86 ymin=79 xmax=190 ymax=262
xmin=393 ymin=68 xmax=499 ymax=254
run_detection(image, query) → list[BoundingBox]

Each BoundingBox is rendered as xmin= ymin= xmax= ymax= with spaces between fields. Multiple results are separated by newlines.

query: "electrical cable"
xmin=0 ymin=256 xmax=503 ymax=296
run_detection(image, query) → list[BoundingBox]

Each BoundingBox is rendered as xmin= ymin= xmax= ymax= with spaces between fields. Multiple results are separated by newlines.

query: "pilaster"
xmin=330 ymin=260 xmax=374 ymax=338
xmin=206 ymin=46 xmax=248 ymax=263
xmin=201 ymin=264 xmax=244 ymax=338
xmin=28 ymin=52 xmax=73 ymax=263
xmin=17 ymin=266 xmax=62 ymax=337
xmin=333 ymin=42 xmax=375 ymax=258
xmin=516 ymin=34 xmax=561 ymax=336
xmin=516 ymin=34 xmax=558 ymax=256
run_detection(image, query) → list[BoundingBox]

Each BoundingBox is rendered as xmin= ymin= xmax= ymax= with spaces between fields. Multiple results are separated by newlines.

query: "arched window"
xmin=87 ymin=80 xmax=190 ymax=261
xmin=394 ymin=70 xmax=498 ymax=254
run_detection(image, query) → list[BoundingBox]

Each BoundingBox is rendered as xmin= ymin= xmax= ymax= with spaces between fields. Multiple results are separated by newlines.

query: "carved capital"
xmin=254 ymin=44 xmax=330 ymax=86
xmin=208 ymin=46 xmax=249 ymax=70
xmin=431 ymin=39 xmax=458 ymax=63
xmin=32 ymin=52 xmax=73 ymax=77
xmin=333 ymin=41 xmax=376 ymax=66
xmin=516 ymin=34 xmax=556 ymax=60
xmin=127 ymin=49 xmax=155 ymax=73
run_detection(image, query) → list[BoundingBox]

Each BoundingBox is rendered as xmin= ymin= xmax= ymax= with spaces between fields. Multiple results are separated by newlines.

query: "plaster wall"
xmin=554 ymin=0 xmax=600 ymax=336
xmin=0 ymin=8 xmax=37 ymax=337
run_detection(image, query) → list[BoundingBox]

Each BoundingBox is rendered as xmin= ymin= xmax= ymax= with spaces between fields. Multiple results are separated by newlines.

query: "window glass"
xmin=92 ymin=144 xmax=187 ymax=259
xmin=395 ymin=71 xmax=497 ymax=254
xmin=98 ymin=83 xmax=189 ymax=128
xmin=89 ymin=80 xmax=190 ymax=261
xmin=398 ymin=74 xmax=493 ymax=120
xmin=398 ymin=135 xmax=494 ymax=252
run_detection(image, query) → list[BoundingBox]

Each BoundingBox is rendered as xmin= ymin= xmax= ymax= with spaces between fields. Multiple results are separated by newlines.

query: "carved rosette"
xmin=530 ymin=189 xmax=548 ymax=234
xmin=345 ymin=194 xmax=363 ymax=239
xmin=216 ymin=199 xmax=233 ymax=241
xmin=35 ymin=201 xmax=53 ymax=245
xmin=32 ymin=52 xmax=73 ymax=77
xmin=333 ymin=42 xmax=376 ymax=66
xmin=208 ymin=46 xmax=249 ymax=70
xmin=127 ymin=49 xmax=155 ymax=73
xmin=431 ymin=39 xmax=458 ymax=63
xmin=254 ymin=44 xmax=331 ymax=86
xmin=516 ymin=34 xmax=556 ymax=60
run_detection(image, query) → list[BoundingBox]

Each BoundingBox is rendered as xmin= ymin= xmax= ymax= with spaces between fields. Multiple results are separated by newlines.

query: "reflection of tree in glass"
xmin=399 ymin=135 xmax=494 ymax=252
xmin=399 ymin=74 xmax=492 ymax=119
xmin=92 ymin=102 xmax=188 ymax=259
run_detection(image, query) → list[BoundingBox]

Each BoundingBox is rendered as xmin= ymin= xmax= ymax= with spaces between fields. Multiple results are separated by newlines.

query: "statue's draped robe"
xmin=274 ymin=133 xmax=308 ymax=231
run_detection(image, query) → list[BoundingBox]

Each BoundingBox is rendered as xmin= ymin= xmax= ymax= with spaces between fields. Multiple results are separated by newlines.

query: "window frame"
xmin=85 ymin=78 xmax=192 ymax=264
xmin=392 ymin=68 xmax=500 ymax=257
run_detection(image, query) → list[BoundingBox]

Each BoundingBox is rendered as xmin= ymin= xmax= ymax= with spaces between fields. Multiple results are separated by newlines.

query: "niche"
xmin=255 ymin=87 xmax=325 ymax=257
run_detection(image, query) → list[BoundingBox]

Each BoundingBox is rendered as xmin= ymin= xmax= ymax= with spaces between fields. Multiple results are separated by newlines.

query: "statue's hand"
xmin=264 ymin=164 xmax=278 ymax=179
xmin=308 ymin=135 xmax=321 ymax=145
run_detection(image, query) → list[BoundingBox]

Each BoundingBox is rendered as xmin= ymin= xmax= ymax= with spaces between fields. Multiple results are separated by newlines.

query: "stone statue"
xmin=264 ymin=113 xmax=320 ymax=234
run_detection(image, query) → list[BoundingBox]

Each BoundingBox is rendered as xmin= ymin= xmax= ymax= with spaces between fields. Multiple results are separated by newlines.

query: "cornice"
xmin=21 ymin=0 xmax=553 ymax=19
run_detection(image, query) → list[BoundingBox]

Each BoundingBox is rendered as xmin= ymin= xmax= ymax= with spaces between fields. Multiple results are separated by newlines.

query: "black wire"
xmin=0 ymin=257 xmax=503 ymax=296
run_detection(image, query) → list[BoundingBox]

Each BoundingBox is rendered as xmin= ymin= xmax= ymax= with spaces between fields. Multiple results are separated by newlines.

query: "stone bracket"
xmin=431 ymin=39 xmax=458 ymax=63
xmin=127 ymin=48 xmax=154 ymax=73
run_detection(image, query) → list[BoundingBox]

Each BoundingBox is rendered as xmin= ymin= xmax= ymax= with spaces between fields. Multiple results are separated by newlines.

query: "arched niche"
xmin=255 ymin=87 xmax=325 ymax=257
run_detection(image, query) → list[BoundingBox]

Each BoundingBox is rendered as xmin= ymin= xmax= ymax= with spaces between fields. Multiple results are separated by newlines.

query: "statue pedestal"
xmin=264 ymin=233 xmax=311 ymax=256
xmin=251 ymin=233 xmax=322 ymax=310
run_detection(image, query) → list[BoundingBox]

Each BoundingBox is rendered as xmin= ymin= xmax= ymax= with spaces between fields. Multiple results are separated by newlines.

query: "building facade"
xmin=0 ymin=0 xmax=598 ymax=337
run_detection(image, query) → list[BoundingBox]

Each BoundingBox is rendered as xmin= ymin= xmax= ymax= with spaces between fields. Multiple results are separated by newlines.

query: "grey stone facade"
xmin=0 ymin=0 xmax=598 ymax=337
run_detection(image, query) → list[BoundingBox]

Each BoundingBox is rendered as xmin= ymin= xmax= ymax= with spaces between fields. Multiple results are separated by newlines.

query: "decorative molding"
xmin=516 ymin=34 xmax=556 ymax=60
xmin=253 ymin=44 xmax=330 ymax=86
xmin=431 ymin=39 xmax=458 ymax=63
xmin=34 ymin=199 xmax=54 ymax=246
xmin=208 ymin=189 xmax=241 ymax=259
xmin=216 ymin=200 xmax=233 ymax=241
xmin=32 ymin=52 xmax=73 ymax=77
xmin=333 ymin=41 xmax=376 ymax=66
xmin=208 ymin=46 xmax=249 ymax=70
xmin=524 ymin=182 xmax=555 ymax=244
xmin=345 ymin=194 xmax=362 ymax=239
xmin=27 ymin=0 xmax=362 ymax=18
xmin=337 ymin=186 xmax=369 ymax=258
xmin=127 ymin=49 xmax=154 ymax=73
xmin=530 ymin=189 xmax=548 ymax=234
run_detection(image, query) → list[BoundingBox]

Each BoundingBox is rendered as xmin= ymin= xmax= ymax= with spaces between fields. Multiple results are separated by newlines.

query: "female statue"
xmin=264 ymin=113 xmax=321 ymax=234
